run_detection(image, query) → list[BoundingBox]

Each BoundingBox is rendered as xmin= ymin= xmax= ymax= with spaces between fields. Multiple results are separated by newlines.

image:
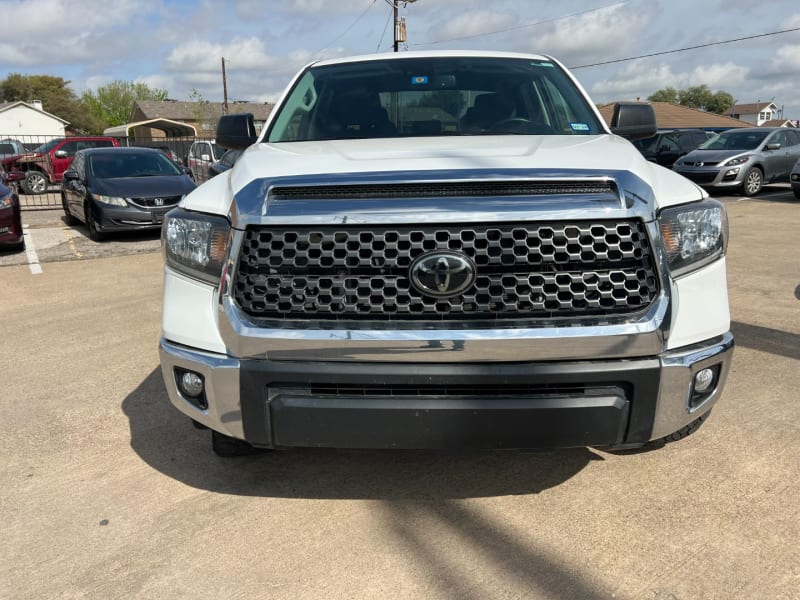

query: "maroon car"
xmin=1 ymin=136 xmax=120 ymax=195
xmin=0 ymin=169 xmax=24 ymax=251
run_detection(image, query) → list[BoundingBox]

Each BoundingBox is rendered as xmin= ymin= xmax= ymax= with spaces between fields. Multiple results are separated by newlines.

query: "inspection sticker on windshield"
xmin=411 ymin=75 xmax=429 ymax=85
xmin=570 ymin=122 xmax=590 ymax=132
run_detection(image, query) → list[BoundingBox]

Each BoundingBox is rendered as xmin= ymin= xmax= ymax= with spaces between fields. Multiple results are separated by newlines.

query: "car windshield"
xmin=31 ymin=138 xmax=64 ymax=154
xmin=267 ymin=56 xmax=604 ymax=142
xmin=88 ymin=152 xmax=183 ymax=179
xmin=698 ymin=130 xmax=769 ymax=151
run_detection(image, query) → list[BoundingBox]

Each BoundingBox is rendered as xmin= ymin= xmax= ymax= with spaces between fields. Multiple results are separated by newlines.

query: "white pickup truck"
xmin=159 ymin=51 xmax=733 ymax=456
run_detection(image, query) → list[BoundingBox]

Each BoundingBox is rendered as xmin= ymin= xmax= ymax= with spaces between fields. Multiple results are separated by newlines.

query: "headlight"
xmin=0 ymin=191 xmax=13 ymax=209
xmin=721 ymin=156 xmax=750 ymax=167
xmin=162 ymin=208 xmax=231 ymax=284
xmin=658 ymin=199 xmax=728 ymax=277
xmin=93 ymin=194 xmax=128 ymax=206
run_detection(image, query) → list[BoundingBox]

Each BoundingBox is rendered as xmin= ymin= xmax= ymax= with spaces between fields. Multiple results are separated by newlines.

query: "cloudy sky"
xmin=1 ymin=0 xmax=799 ymax=119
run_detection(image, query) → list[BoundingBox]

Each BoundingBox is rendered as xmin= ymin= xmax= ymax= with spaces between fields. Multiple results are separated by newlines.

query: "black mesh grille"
xmin=270 ymin=180 xmax=615 ymax=201
xmin=233 ymin=221 xmax=659 ymax=323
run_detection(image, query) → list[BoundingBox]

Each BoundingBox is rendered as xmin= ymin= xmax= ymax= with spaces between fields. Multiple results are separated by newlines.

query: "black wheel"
xmin=21 ymin=170 xmax=48 ymax=195
xmin=61 ymin=193 xmax=77 ymax=225
xmin=84 ymin=203 xmax=104 ymax=241
xmin=741 ymin=167 xmax=763 ymax=196
xmin=653 ymin=410 xmax=711 ymax=446
xmin=605 ymin=411 xmax=711 ymax=454
xmin=211 ymin=430 xmax=266 ymax=457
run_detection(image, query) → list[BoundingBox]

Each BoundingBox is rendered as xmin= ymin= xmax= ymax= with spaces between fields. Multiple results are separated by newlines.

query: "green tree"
xmin=0 ymin=73 xmax=102 ymax=132
xmin=706 ymin=91 xmax=735 ymax=115
xmin=81 ymin=81 xmax=169 ymax=129
xmin=647 ymin=87 xmax=679 ymax=104
xmin=648 ymin=85 xmax=734 ymax=115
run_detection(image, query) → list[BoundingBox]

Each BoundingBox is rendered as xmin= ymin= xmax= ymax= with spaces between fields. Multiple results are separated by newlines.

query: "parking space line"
xmin=22 ymin=225 xmax=42 ymax=275
xmin=63 ymin=226 xmax=83 ymax=259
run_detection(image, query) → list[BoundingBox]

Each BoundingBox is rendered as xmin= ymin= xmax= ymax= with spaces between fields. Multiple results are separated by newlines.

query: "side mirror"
xmin=54 ymin=150 xmax=68 ymax=158
xmin=62 ymin=170 xmax=80 ymax=181
xmin=217 ymin=113 xmax=258 ymax=150
xmin=201 ymin=154 xmax=210 ymax=162
xmin=610 ymin=102 xmax=657 ymax=141
xmin=765 ymin=143 xmax=781 ymax=151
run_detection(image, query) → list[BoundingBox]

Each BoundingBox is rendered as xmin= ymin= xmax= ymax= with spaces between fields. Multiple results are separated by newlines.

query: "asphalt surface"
xmin=1 ymin=185 xmax=798 ymax=599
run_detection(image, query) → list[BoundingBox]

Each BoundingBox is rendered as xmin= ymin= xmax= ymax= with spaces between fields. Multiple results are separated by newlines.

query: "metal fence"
xmin=1 ymin=134 xmax=206 ymax=209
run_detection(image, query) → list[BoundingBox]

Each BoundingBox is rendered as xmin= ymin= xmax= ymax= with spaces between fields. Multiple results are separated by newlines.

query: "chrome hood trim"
xmin=227 ymin=168 xmax=659 ymax=228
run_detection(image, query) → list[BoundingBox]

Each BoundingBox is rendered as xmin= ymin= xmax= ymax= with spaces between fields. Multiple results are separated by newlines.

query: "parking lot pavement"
xmin=1 ymin=187 xmax=798 ymax=599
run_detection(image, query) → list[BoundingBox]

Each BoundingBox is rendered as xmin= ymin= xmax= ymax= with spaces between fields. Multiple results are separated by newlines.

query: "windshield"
xmin=267 ymin=57 xmax=604 ymax=142
xmin=698 ymin=130 xmax=769 ymax=151
xmin=88 ymin=152 xmax=183 ymax=179
xmin=32 ymin=138 xmax=64 ymax=154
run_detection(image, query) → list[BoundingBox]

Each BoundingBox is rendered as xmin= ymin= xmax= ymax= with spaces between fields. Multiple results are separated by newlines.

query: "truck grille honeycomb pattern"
xmin=233 ymin=221 xmax=659 ymax=323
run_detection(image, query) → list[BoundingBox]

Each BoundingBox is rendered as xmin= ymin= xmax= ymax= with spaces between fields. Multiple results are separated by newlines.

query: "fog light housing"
xmin=689 ymin=365 xmax=720 ymax=409
xmin=694 ymin=368 xmax=714 ymax=393
xmin=175 ymin=368 xmax=207 ymax=409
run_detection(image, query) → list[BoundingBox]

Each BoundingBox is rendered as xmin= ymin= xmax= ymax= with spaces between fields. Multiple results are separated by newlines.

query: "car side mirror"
xmin=610 ymin=102 xmax=657 ymax=141
xmin=217 ymin=113 xmax=258 ymax=150
xmin=54 ymin=150 xmax=68 ymax=158
xmin=201 ymin=154 xmax=210 ymax=162
xmin=765 ymin=143 xmax=781 ymax=151
xmin=63 ymin=170 xmax=80 ymax=181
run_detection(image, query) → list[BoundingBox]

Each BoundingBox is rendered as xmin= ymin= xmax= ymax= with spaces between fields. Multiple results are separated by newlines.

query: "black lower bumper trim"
xmin=239 ymin=359 xmax=661 ymax=449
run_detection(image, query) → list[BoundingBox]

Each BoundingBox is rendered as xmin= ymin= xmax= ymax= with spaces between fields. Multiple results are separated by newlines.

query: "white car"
xmin=159 ymin=51 xmax=733 ymax=456
xmin=186 ymin=139 xmax=224 ymax=184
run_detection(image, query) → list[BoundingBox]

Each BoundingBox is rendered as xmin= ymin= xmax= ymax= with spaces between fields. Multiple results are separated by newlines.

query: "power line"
xmin=316 ymin=0 xmax=378 ymax=56
xmin=376 ymin=6 xmax=394 ymax=52
xmin=410 ymin=1 xmax=628 ymax=47
xmin=569 ymin=26 xmax=800 ymax=69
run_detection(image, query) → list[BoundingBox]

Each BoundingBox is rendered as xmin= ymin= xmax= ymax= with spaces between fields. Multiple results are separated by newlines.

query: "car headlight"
xmin=0 ymin=190 xmax=13 ymax=209
xmin=721 ymin=156 xmax=750 ymax=167
xmin=162 ymin=208 xmax=231 ymax=284
xmin=658 ymin=199 xmax=728 ymax=277
xmin=93 ymin=194 xmax=128 ymax=206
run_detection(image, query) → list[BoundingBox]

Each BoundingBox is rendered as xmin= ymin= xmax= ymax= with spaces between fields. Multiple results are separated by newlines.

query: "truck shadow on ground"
xmin=122 ymin=368 xmax=600 ymax=500
xmin=731 ymin=321 xmax=800 ymax=361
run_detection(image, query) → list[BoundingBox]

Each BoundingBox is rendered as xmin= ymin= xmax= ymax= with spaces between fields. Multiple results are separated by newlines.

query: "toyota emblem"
xmin=410 ymin=251 xmax=476 ymax=297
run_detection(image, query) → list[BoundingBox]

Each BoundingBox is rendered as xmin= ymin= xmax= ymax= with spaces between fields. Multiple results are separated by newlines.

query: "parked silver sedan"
xmin=673 ymin=127 xmax=800 ymax=196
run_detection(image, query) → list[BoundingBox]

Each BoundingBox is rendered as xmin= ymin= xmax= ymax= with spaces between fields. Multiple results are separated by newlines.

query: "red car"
xmin=0 ymin=169 xmax=24 ymax=251
xmin=1 ymin=136 xmax=119 ymax=195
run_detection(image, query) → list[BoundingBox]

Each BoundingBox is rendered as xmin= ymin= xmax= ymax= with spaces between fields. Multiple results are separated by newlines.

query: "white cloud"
xmin=425 ymin=11 xmax=519 ymax=42
xmin=591 ymin=61 xmax=687 ymax=100
xmin=516 ymin=3 xmax=654 ymax=66
xmin=688 ymin=63 xmax=749 ymax=89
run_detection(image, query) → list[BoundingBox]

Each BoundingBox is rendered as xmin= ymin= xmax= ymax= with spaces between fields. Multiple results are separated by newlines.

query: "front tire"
xmin=84 ymin=203 xmax=104 ymax=241
xmin=21 ymin=170 xmax=48 ymax=195
xmin=62 ymin=193 xmax=77 ymax=225
xmin=211 ymin=431 xmax=265 ymax=457
xmin=741 ymin=167 xmax=763 ymax=196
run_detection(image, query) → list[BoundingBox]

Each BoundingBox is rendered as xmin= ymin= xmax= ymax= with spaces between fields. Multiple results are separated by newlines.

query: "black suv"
xmin=633 ymin=129 xmax=714 ymax=168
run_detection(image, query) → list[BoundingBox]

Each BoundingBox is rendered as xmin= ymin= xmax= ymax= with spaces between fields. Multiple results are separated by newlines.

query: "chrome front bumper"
xmin=159 ymin=331 xmax=733 ymax=448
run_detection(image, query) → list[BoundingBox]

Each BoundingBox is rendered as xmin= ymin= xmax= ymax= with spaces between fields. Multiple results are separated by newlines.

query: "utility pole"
xmin=221 ymin=57 xmax=229 ymax=115
xmin=393 ymin=0 xmax=417 ymax=52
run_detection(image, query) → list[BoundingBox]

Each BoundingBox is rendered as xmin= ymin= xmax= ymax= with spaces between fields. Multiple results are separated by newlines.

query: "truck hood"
xmin=185 ymin=135 xmax=705 ymax=217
